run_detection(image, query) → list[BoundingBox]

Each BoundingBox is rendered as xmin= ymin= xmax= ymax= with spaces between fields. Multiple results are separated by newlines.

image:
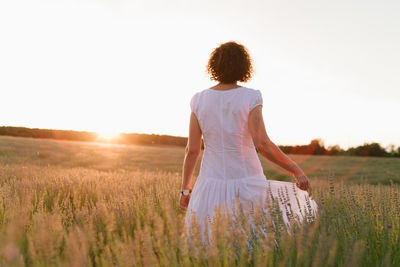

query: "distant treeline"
xmin=0 ymin=126 xmax=187 ymax=147
xmin=279 ymin=139 xmax=400 ymax=158
xmin=1 ymin=126 xmax=399 ymax=158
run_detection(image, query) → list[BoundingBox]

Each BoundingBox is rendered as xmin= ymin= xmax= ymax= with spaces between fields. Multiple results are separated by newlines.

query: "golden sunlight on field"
xmin=0 ymin=136 xmax=400 ymax=265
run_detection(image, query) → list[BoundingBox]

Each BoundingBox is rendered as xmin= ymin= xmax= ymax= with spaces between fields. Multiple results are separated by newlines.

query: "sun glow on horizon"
xmin=96 ymin=130 xmax=121 ymax=142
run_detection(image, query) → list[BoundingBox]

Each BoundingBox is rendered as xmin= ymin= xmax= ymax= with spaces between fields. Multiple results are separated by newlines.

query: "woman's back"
xmin=190 ymin=86 xmax=265 ymax=180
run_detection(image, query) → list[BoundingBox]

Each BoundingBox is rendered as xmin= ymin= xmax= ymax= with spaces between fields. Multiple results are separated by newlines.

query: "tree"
xmin=327 ymin=145 xmax=342 ymax=155
xmin=309 ymin=138 xmax=327 ymax=155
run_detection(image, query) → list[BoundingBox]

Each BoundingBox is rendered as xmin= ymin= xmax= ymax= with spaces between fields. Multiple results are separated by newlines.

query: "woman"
xmin=180 ymin=41 xmax=318 ymax=245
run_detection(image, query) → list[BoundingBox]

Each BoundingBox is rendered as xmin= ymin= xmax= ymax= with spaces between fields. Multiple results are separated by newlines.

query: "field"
xmin=1 ymin=135 xmax=400 ymax=266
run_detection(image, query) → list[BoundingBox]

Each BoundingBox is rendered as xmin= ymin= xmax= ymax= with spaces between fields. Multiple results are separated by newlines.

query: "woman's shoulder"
xmin=195 ymin=86 xmax=260 ymax=94
xmin=190 ymin=88 xmax=209 ymax=111
xmin=241 ymin=86 xmax=261 ymax=94
xmin=191 ymin=86 xmax=261 ymax=99
xmin=190 ymin=87 xmax=213 ymax=102
xmin=191 ymin=87 xmax=209 ymax=97
xmin=190 ymin=89 xmax=206 ymax=103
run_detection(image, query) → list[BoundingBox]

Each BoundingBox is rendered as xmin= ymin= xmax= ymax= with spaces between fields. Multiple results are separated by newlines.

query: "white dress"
xmin=184 ymin=86 xmax=318 ymax=245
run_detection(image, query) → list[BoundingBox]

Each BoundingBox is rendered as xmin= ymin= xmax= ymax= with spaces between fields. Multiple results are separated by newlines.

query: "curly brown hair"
xmin=206 ymin=41 xmax=253 ymax=83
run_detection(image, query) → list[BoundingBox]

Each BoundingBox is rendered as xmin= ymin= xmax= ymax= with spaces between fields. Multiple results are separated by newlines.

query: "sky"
xmin=1 ymin=0 xmax=399 ymax=149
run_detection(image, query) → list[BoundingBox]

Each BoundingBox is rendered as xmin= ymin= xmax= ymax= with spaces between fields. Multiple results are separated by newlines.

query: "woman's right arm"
xmin=248 ymin=105 xmax=312 ymax=194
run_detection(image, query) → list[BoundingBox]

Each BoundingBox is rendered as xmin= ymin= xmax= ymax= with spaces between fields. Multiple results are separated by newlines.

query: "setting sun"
xmin=96 ymin=130 xmax=121 ymax=142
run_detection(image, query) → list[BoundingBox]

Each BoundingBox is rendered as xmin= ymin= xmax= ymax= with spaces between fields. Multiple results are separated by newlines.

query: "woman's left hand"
xmin=180 ymin=194 xmax=191 ymax=211
xmin=295 ymin=174 xmax=312 ymax=196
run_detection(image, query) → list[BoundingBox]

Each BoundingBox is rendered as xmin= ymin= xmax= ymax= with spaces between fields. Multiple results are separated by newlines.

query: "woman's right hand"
xmin=179 ymin=193 xmax=191 ymax=211
xmin=295 ymin=174 xmax=312 ymax=196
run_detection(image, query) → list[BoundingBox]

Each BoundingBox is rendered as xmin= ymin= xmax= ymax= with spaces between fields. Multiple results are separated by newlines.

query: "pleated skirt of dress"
xmin=184 ymin=174 xmax=319 ymax=248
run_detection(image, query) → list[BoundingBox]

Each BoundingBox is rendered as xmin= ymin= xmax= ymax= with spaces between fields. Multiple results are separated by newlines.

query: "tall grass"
xmin=1 ymin=162 xmax=399 ymax=266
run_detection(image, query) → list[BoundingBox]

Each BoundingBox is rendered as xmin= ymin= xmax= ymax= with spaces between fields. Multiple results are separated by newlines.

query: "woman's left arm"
xmin=180 ymin=112 xmax=202 ymax=211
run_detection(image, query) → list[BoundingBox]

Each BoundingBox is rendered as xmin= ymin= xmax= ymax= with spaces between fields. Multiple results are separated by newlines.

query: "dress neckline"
xmin=208 ymin=86 xmax=244 ymax=92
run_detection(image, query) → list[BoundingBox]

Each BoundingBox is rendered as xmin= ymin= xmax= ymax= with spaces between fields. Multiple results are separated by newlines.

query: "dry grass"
xmin=0 ymin=136 xmax=400 ymax=266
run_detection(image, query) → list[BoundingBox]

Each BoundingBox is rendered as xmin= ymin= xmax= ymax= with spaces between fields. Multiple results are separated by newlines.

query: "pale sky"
xmin=1 ymin=0 xmax=399 ymax=149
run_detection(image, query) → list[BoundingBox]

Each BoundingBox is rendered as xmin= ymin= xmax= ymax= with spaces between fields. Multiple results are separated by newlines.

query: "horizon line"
xmin=0 ymin=125 xmax=397 ymax=150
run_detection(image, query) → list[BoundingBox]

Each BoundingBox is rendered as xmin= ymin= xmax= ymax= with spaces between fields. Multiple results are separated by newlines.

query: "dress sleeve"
xmin=249 ymin=90 xmax=263 ymax=111
xmin=190 ymin=93 xmax=197 ymax=113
